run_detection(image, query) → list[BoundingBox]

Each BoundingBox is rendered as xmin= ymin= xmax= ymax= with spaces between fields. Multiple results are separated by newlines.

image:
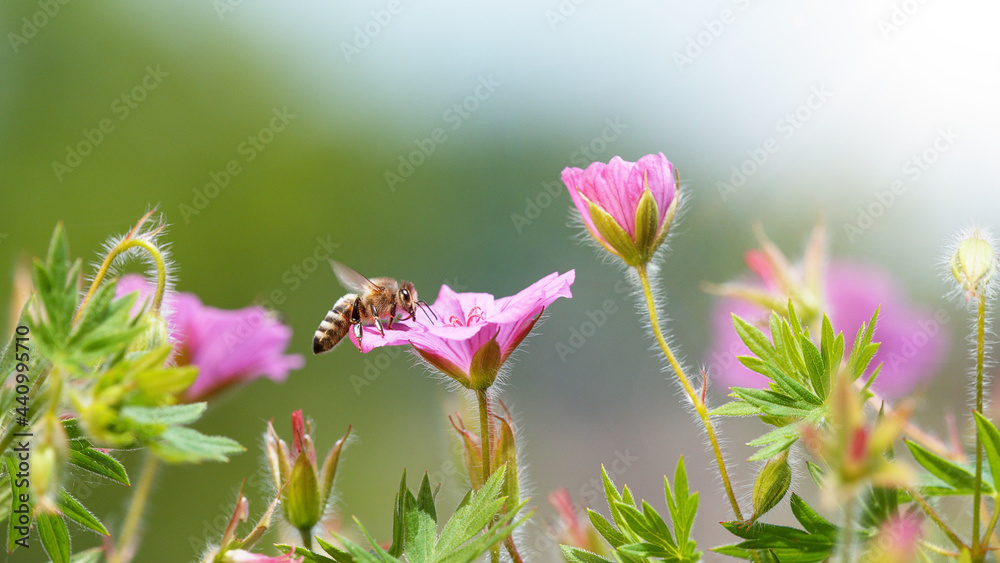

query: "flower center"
xmin=447 ymin=306 xmax=485 ymax=327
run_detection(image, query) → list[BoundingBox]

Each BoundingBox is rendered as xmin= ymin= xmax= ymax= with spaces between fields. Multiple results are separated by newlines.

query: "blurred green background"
xmin=2 ymin=0 xmax=999 ymax=560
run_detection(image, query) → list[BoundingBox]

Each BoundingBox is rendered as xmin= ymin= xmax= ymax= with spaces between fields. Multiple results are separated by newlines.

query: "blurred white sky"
xmin=134 ymin=0 xmax=1000 ymax=254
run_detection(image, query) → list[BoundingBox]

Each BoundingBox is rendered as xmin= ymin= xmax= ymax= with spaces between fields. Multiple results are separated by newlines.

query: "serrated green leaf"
xmin=435 ymin=464 xmax=508 ymax=556
xmin=974 ymin=411 xmax=1000 ymax=493
xmin=388 ymin=470 xmax=407 ymax=557
xmin=906 ymin=440 xmax=982 ymax=493
xmin=588 ymin=509 xmax=627 ymax=548
xmin=404 ymin=494 xmax=436 ymax=563
xmin=732 ymin=314 xmax=779 ymax=366
xmin=56 ymin=490 xmax=108 ymax=536
xmin=761 ymin=363 xmax=822 ymax=407
xmin=560 ymin=546 xmax=614 ymax=563
xmin=731 ymin=388 xmax=812 ymax=419
xmin=806 ymin=461 xmax=824 ymax=487
xmin=277 ymin=544 xmax=342 ymax=563
xmin=436 ymin=505 xmax=530 ymax=563
xmin=314 ymin=536 xmax=355 ymax=563
xmin=69 ymin=547 xmax=105 ymax=563
xmin=121 ymin=403 xmax=207 ymax=426
xmin=352 ymin=516 xmax=404 ymax=562
xmin=748 ymin=428 xmax=800 ymax=462
xmin=150 ymin=426 xmax=245 ymax=463
xmin=710 ymin=401 xmax=762 ymax=417
xmin=798 ymin=335 xmax=827 ymax=399
xmin=789 ymin=495 xmax=837 ymax=537
xmin=68 ymin=447 xmax=130 ymax=486
xmin=37 ymin=513 xmax=71 ymax=563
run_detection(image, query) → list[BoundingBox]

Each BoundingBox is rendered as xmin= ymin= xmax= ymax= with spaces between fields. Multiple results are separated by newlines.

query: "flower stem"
xmin=635 ymin=264 xmax=744 ymax=521
xmin=839 ymin=495 xmax=855 ymax=562
xmin=475 ymin=388 xmax=499 ymax=563
xmin=907 ymin=486 xmax=967 ymax=551
xmin=112 ymin=453 xmax=160 ymax=563
xmin=75 ymin=236 xmax=167 ymax=324
xmin=973 ymin=293 xmax=987 ymax=559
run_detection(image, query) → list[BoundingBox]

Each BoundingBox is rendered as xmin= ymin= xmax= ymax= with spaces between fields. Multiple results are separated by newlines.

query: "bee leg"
xmin=371 ymin=305 xmax=385 ymax=336
xmin=353 ymin=321 xmax=363 ymax=344
xmin=386 ymin=303 xmax=397 ymax=329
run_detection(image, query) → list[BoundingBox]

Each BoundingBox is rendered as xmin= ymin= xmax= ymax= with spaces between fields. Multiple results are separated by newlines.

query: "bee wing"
xmin=331 ymin=260 xmax=382 ymax=292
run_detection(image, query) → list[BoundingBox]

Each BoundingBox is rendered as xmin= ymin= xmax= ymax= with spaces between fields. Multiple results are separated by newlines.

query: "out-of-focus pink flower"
xmin=562 ymin=154 xmax=678 ymax=266
xmin=707 ymin=260 xmax=947 ymax=399
xmin=115 ymin=274 xmax=304 ymax=401
xmin=353 ymin=271 xmax=575 ymax=389
xmin=867 ymin=513 xmax=923 ymax=562
xmin=548 ymin=488 xmax=605 ymax=555
xmin=223 ymin=550 xmax=303 ymax=563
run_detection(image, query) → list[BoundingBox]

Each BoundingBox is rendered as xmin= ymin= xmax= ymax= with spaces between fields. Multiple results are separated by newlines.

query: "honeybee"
xmin=313 ymin=261 xmax=435 ymax=354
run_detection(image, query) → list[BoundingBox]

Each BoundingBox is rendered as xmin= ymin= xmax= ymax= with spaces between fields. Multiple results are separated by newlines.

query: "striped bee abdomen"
xmin=313 ymin=294 xmax=357 ymax=354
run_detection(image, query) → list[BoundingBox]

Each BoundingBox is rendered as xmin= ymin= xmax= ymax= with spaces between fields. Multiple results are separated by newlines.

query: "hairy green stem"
xmin=76 ymin=237 xmax=167 ymax=324
xmin=983 ymin=494 xmax=1000 ymax=549
xmin=475 ymin=388 xmax=499 ymax=563
xmin=839 ymin=496 xmax=855 ymax=562
xmin=907 ymin=486 xmax=966 ymax=551
xmin=112 ymin=454 xmax=160 ymax=563
xmin=974 ymin=293 xmax=986 ymax=559
xmin=635 ymin=263 xmax=744 ymax=521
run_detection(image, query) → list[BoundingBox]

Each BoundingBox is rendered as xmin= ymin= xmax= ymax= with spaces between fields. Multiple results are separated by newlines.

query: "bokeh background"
xmin=3 ymin=0 xmax=1000 ymax=560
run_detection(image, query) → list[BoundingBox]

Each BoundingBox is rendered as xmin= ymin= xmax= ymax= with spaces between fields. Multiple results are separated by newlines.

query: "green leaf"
xmin=747 ymin=425 xmax=801 ymax=462
xmin=789 ymin=495 xmax=837 ymax=537
xmin=314 ymin=537 xmax=355 ymax=563
xmin=404 ymin=482 xmax=437 ymax=563
xmin=560 ymin=546 xmax=614 ymax=563
xmin=974 ymin=411 xmax=1000 ymax=493
xmin=388 ymin=470 xmax=407 ymax=557
xmin=798 ymin=334 xmax=828 ymax=400
xmin=352 ymin=515 xmax=403 ymax=562
xmin=150 ymin=426 xmax=245 ymax=463
xmin=732 ymin=314 xmax=779 ymax=367
xmin=906 ymin=440 xmax=982 ymax=493
xmin=56 ymin=490 xmax=108 ymax=536
xmin=277 ymin=544 xmax=342 ymax=563
xmin=37 ymin=513 xmax=71 ymax=563
xmin=731 ymin=387 xmax=812 ymax=419
xmin=68 ymin=447 xmax=130 ymax=486
xmin=710 ymin=401 xmax=762 ymax=417
xmin=845 ymin=307 xmax=881 ymax=381
xmin=121 ymin=403 xmax=207 ymax=426
xmin=435 ymin=464 xmax=509 ymax=556
xmin=588 ymin=510 xmax=627 ymax=548
xmin=806 ymin=461 xmax=825 ymax=487
xmin=69 ymin=547 xmax=105 ymax=563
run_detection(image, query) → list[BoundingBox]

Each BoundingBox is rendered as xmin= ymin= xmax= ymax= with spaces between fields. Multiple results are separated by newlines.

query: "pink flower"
xmin=353 ymin=271 xmax=575 ymax=389
xmin=115 ymin=274 xmax=304 ymax=401
xmin=224 ymin=550 xmax=303 ymax=563
xmin=562 ymin=153 xmax=679 ymax=266
xmin=707 ymin=261 xmax=947 ymax=399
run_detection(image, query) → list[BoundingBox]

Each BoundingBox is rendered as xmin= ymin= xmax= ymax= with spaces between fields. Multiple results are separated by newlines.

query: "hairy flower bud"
xmin=493 ymin=412 xmax=519 ymax=512
xmin=751 ymin=451 xmax=791 ymax=523
xmin=951 ymin=228 xmax=996 ymax=299
xmin=32 ymin=413 xmax=68 ymax=514
xmin=127 ymin=310 xmax=170 ymax=355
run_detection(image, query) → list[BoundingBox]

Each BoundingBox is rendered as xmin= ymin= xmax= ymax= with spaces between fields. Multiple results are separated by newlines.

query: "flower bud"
xmin=750 ymin=451 xmax=791 ymax=523
xmin=951 ymin=229 xmax=996 ymax=298
xmin=283 ymin=453 xmax=321 ymax=531
xmin=127 ymin=310 xmax=171 ymax=355
xmin=493 ymin=412 xmax=519 ymax=512
xmin=32 ymin=413 xmax=69 ymax=514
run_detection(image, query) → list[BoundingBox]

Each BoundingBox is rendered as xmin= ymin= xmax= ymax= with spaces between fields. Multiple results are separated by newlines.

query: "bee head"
xmin=398 ymin=281 xmax=417 ymax=316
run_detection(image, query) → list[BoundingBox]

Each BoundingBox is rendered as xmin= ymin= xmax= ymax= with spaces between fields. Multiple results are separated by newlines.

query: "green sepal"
xmin=283 ymin=452 xmax=322 ymax=530
xmin=585 ymin=197 xmax=640 ymax=266
xmin=468 ymin=333 xmax=501 ymax=390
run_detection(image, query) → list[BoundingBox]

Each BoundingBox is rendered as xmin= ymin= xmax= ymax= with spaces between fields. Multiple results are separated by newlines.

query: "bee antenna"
xmin=416 ymin=301 xmax=438 ymax=322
